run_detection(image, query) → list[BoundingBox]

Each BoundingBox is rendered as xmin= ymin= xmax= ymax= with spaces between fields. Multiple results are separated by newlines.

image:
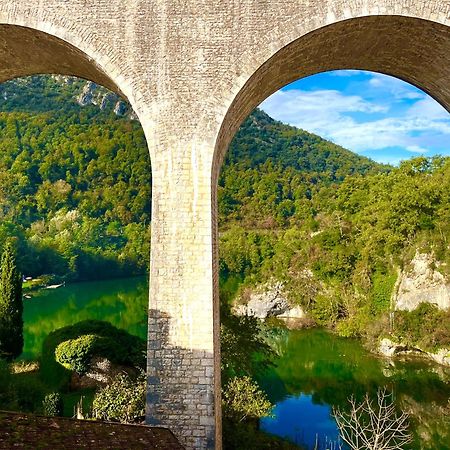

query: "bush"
xmin=392 ymin=303 xmax=450 ymax=352
xmin=0 ymin=359 xmax=16 ymax=409
xmin=12 ymin=375 xmax=47 ymax=412
xmin=55 ymin=334 xmax=113 ymax=375
xmin=371 ymin=270 xmax=397 ymax=315
xmin=222 ymin=376 xmax=273 ymax=423
xmin=311 ymin=294 xmax=340 ymax=326
xmin=92 ymin=371 xmax=146 ymax=423
xmin=42 ymin=392 xmax=63 ymax=416
xmin=41 ymin=320 xmax=146 ymax=388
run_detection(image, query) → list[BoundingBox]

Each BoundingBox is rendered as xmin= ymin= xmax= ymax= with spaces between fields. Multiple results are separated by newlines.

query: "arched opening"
xmin=214 ymin=16 xmax=450 ymax=184
xmin=215 ymin=16 xmax=450 ymax=450
xmin=0 ymin=25 xmax=152 ymax=425
xmin=0 ymin=24 xmax=121 ymax=94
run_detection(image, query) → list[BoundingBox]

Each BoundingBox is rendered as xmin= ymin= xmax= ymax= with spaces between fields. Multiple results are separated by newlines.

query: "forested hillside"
xmin=0 ymin=75 xmax=380 ymax=280
xmin=0 ymin=76 xmax=148 ymax=279
xmin=0 ymin=75 xmax=448 ymax=352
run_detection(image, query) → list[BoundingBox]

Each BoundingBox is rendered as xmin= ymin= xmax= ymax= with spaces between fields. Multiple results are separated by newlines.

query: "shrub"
xmin=42 ymin=392 xmax=63 ymax=416
xmin=333 ymin=388 xmax=412 ymax=450
xmin=222 ymin=376 xmax=273 ymax=423
xmin=92 ymin=371 xmax=146 ymax=423
xmin=12 ymin=375 xmax=47 ymax=412
xmin=0 ymin=241 xmax=23 ymax=361
xmin=220 ymin=311 xmax=275 ymax=382
xmin=371 ymin=270 xmax=397 ymax=315
xmin=392 ymin=303 xmax=450 ymax=352
xmin=0 ymin=359 xmax=16 ymax=409
xmin=41 ymin=320 xmax=146 ymax=388
xmin=55 ymin=334 xmax=112 ymax=375
xmin=311 ymin=294 xmax=340 ymax=326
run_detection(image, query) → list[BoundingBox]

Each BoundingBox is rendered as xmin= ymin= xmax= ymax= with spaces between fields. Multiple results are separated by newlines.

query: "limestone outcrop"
xmin=394 ymin=252 xmax=450 ymax=311
xmin=233 ymin=281 xmax=305 ymax=319
xmin=378 ymin=338 xmax=450 ymax=367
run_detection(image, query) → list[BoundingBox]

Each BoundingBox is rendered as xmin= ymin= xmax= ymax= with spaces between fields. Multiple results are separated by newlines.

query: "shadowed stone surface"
xmin=0 ymin=1 xmax=448 ymax=448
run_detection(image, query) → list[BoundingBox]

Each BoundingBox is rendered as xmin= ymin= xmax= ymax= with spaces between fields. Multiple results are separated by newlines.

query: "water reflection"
xmin=22 ymin=276 xmax=148 ymax=359
xmin=261 ymin=394 xmax=343 ymax=449
xmin=259 ymin=328 xmax=450 ymax=449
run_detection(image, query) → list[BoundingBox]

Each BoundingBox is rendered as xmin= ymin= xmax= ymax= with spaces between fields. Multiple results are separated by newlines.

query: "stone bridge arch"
xmin=208 ymin=7 xmax=450 ymax=450
xmin=0 ymin=2 xmax=449 ymax=450
xmin=213 ymin=15 xmax=450 ymax=181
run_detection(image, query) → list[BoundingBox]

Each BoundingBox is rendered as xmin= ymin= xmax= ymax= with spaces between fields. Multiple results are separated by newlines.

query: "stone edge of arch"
xmin=210 ymin=2 xmax=450 ymax=184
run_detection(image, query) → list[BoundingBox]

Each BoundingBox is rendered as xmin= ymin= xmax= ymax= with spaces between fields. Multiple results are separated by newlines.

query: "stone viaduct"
xmin=0 ymin=1 xmax=448 ymax=448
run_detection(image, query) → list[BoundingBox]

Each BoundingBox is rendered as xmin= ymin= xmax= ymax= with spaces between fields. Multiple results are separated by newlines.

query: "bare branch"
xmin=332 ymin=388 xmax=413 ymax=450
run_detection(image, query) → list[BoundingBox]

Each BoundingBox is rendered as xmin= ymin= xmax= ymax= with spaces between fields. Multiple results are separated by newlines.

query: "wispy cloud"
xmin=367 ymin=73 xmax=423 ymax=100
xmin=259 ymin=72 xmax=450 ymax=159
xmin=406 ymin=145 xmax=428 ymax=153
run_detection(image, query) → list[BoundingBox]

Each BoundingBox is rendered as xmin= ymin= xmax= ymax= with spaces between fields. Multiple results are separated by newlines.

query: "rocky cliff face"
xmin=74 ymin=78 xmax=132 ymax=118
xmin=233 ymin=281 xmax=305 ymax=320
xmin=379 ymin=338 xmax=450 ymax=367
xmin=394 ymin=252 xmax=450 ymax=311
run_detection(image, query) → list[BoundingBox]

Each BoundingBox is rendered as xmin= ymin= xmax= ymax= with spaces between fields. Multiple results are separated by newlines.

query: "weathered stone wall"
xmin=0 ymin=2 xmax=448 ymax=448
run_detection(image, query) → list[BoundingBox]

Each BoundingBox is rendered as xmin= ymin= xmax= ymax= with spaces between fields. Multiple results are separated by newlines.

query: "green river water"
xmin=22 ymin=277 xmax=450 ymax=449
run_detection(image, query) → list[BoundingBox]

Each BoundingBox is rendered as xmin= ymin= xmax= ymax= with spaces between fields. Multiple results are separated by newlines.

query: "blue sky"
xmin=260 ymin=70 xmax=450 ymax=165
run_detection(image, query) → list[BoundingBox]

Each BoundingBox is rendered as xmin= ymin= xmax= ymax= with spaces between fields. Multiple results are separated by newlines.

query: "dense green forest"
xmin=0 ymin=75 xmax=448 ymax=351
xmin=0 ymin=75 xmax=380 ymax=281
xmin=0 ymin=77 xmax=149 ymax=279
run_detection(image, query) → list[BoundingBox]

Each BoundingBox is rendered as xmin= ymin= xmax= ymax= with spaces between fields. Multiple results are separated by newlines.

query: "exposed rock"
xmin=429 ymin=348 xmax=450 ymax=366
xmin=394 ymin=251 xmax=450 ymax=311
xmin=378 ymin=338 xmax=450 ymax=367
xmin=233 ymin=282 xmax=289 ymax=319
xmin=277 ymin=305 xmax=306 ymax=319
xmin=114 ymin=101 xmax=127 ymax=116
xmin=99 ymin=93 xmax=114 ymax=110
xmin=77 ymin=81 xmax=97 ymax=106
xmin=70 ymin=356 xmax=137 ymax=389
xmin=233 ymin=281 xmax=305 ymax=320
xmin=51 ymin=75 xmax=73 ymax=85
xmin=379 ymin=338 xmax=413 ymax=357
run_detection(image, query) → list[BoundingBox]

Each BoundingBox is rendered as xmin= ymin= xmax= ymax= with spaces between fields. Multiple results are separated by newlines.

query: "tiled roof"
xmin=0 ymin=411 xmax=184 ymax=449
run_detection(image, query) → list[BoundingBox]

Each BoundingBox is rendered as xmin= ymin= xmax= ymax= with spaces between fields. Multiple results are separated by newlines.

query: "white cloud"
xmin=260 ymin=86 xmax=450 ymax=155
xmin=406 ymin=96 xmax=449 ymax=120
xmin=329 ymin=70 xmax=367 ymax=77
xmin=366 ymin=73 xmax=424 ymax=101
xmin=261 ymin=89 xmax=387 ymax=119
xmin=406 ymin=145 xmax=429 ymax=154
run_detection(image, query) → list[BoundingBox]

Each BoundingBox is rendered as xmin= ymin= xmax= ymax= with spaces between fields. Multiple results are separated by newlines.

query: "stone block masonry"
xmin=0 ymin=1 xmax=448 ymax=448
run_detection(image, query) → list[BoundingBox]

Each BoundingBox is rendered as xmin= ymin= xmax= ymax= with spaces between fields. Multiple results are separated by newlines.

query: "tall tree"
xmin=0 ymin=241 xmax=23 ymax=360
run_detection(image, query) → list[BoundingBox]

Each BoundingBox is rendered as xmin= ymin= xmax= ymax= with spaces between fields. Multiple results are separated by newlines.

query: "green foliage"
xmin=222 ymin=376 xmax=273 ymax=423
xmin=0 ymin=75 xmax=449 ymax=361
xmin=310 ymin=294 xmax=341 ymax=327
xmin=41 ymin=320 xmax=145 ymax=387
xmin=55 ymin=334 xmax=114 ymax=375
xmin=0 ymin=360 xmax=47 ymax=412
xmin=0 ymin=359 xmax=15 ymax=407
xmin=42 ymin=392 xmax=63 ymax=416
xmin=371 ymin=270 xmax=397 ymax=315
xmin=92 ymin=371 xmax=146 ymax=423
xmin=0 ymin=77 xmax=151 ymax=281
xmin=392 ymin=303 xmax=450 ymax=352
xmin=221 ymin=309 xmax=275 ymax=382
xmin=0 ymin=241 xmax=23 ymax=360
